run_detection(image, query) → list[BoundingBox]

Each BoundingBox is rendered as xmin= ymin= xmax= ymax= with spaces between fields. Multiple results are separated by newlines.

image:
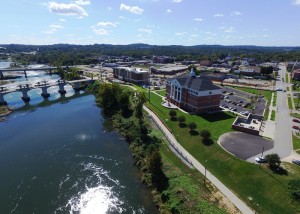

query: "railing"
xmin=148 ymin=113 xmax=193 ymax=166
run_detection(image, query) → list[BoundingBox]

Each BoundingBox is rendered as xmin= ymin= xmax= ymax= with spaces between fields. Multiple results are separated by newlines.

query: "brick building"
xmin=292 ymin=69 xmax=300 ymax=80
xmin=166 ymin=70 xmax=222 ymax=113
xmin=113 ymin=67 xmax=150 ymax=84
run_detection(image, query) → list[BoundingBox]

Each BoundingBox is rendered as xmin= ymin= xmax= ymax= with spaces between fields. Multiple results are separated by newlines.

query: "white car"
xmin=255 ymin=156 xmax=266 ymax=163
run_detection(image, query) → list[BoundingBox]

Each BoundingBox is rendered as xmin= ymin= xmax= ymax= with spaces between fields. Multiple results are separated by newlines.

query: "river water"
xmin=0 ymin=64 xmax=157 ymax=213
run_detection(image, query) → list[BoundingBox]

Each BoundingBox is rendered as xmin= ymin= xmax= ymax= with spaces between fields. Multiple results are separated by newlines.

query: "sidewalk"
xmin=144 ymin=106 xmax=255 ymax=214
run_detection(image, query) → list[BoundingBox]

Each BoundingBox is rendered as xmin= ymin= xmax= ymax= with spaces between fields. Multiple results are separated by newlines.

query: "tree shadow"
xmin=189 ymin=130 xmax=199 ymax=136
xmin=179 ymin=122 xmax=187 ymax=128
xmin=270 ymin=166 xmax=288 ymax=176
xmin=199 ymin=112 xmax=235 ymax=122
xmin=202 ymin=138 xmax=214 ymax=146
xmin=170 ymin=116 xmax=177 ymax=121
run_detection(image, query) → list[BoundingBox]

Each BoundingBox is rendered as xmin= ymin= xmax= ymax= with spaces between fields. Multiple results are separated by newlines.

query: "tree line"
xmin=2 ymin=44 xmax=300 ymax=66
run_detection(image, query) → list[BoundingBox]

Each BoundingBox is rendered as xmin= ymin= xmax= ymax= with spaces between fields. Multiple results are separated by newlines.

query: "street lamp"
xmin=148 ymin=66 xmax=151 ymax=103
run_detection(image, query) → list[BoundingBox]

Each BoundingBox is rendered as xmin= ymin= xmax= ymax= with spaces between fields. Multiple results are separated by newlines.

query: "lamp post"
xmin=148 ymin=66 xmax=151 ymax=103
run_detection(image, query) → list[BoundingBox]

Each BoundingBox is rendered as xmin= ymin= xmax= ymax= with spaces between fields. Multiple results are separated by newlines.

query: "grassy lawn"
xmin=286 ymin=73 xmax=289 ymax=82
xmin=155 ymin=89 xmax=166 ymax=97
xmin=144 ymin=90 xmax=300 ymax=214
xmin=271 ymin=110 xmax=276 ymax=121
xmin=291 ymin=112 xmax=300 ymax=119
xmin=293 ymin=135 xmax=300 ymax=151
xmin=264 ymin=107 xmax=270 ymax=120
xmin=272 ymin=93 xmax=277 ymax=107
xmin=288 ymin=96 xmax=293 ymax=109
xmin=149 ymin=122 xmax=227 ymax=213
xmin=230 ymin=86 xmax=272 ymax=104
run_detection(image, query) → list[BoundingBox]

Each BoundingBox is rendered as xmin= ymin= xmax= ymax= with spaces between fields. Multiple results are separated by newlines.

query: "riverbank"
xmin=89 ymin=82 xmax=230 ymax=213
xmin=0 ymin=106 xmax=12 ymax=117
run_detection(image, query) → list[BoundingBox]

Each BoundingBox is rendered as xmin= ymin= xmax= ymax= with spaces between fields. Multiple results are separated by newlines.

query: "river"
xmin=0 ymin=64 xmax=158 ymax=213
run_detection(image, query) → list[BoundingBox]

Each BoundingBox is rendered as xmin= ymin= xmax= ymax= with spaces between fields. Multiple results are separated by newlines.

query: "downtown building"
xmin=166 ymin=71 xmax=222 ymax=113
xmin=113 ymin=67 xmax=150 ymax=85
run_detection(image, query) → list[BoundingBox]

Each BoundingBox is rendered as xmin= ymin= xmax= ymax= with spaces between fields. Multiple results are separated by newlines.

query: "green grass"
xmin=264 ymin=107 xmax=270 ymax=120
xmin=288 ymin=96 xmax=293 ymax=109
xmin=293 ymin=135 xmax=300 ymax=151
xmin=291 ymin=112 xmax=300 ymax=119
xmin=286 ymin=73 xmax=289 ymax=82
xmin=230 ymin=86 xmax=272 ymax=104
xmin=145 ymin=91 xmax=300 ymax=214
xmin=155 ymin=89 xmax=166 ymax=97
xmin=149 ymin=123 xmax=227 ymax=213
xmin=270 ymin=110 xmax=276 ymax=121
xmin=272 ymin=93 xmax=277 ymax=107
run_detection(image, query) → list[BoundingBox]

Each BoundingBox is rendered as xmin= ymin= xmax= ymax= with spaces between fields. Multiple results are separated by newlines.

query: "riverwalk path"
xmin=143 ymin=106 xmax=255 ymax=214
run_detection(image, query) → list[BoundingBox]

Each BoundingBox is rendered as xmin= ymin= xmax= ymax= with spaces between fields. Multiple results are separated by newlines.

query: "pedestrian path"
xmin=144 ymin=106 xmax=255 ymax=214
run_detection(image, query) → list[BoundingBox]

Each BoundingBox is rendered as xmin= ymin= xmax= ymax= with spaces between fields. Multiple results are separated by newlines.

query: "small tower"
xmin=189 ymin=67 xmax=196 ymax=77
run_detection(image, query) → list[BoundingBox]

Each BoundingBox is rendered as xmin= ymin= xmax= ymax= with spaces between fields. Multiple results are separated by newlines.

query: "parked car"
xmin=292 ymin=159 xmax=300 ymax=166
xmin=255 ymin=156 xmax=266 ymax=163
xmin=276 ymin=88 xmax=283 ymax=91
xmin=293 ymin=119 xmax=300 ymax=123
xmin=292 ymin=125 xmax=300 ymax=130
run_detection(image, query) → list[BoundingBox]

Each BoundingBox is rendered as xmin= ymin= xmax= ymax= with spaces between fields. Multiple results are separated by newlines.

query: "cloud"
xmin=194 ymin=18 xmax=204 ymax=22
xmin=166 ymin=9 xmax=172 ymax=13
xmin=213 ymin=13 xmax=224 ymax=17
xmin=43 ymin=24 xmax=64 ymax=34
xmin=120 ymin=4 xmax=144 ymax=15
xmin=138 ymin=28 xmax=152 ymax=34
xmin=48 ymin=2 xmax=88 ymax=17
xmin=190 ymin=34 xmax=199 ymax=37
xmin=175 ymin=32 xmax=186 ymax=36
xmin=231 ymin=11 xmax=242 ymax=16
xmin=172 ymin=0 xmax=182 ymax=2
xmin=93 ymin=28 xmax=109 ymax=35
xmin=292 ymin=0 xmax=300 ymax=5
xmin=59 ymin=18 xmax=66 ymax=22
xmin=74 ymin=0 xmax=91 ymax=5
xmin=222 ymin=27 xmax=235 ymax=33
xmin=96 ymin=22 xmax=117 ymax=27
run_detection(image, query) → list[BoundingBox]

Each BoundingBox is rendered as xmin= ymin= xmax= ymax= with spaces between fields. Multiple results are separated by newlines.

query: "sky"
xmin=1 ymin=0 xmax=300 ymax=46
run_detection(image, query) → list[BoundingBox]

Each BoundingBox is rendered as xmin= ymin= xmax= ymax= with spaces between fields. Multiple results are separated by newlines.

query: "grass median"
xmin=143 ymin=89 xmax=300 ymax=214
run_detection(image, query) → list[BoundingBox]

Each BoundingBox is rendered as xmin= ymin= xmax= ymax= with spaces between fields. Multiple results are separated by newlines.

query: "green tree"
xmin=265 ymin=153 xmax=281 ymax=168
xmin=135 ymin=92 xmax=147 ymax=118
xmin=200 ymin=129 xmax=211 ymax=139
xmin=188 ymin=122 xmax=197 ymax=131
xmin=177 ymin=115 xmax=186 ymax=124
xmin=169 ymin=110 xmax=177 ymax=120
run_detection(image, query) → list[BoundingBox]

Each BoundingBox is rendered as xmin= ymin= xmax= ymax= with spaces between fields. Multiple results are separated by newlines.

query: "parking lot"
xmin=219 ymin=132 xmax=274 ymax=160
xmin=220 ymin=86 xmax=266 ymax=116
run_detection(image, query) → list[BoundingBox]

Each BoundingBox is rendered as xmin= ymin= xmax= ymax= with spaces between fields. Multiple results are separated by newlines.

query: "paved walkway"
xmin=144 ymin=106 xmax=255 ymax=214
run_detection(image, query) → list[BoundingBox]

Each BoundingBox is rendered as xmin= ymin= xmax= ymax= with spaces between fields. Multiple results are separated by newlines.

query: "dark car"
xmin=293 ymin=126 xmax=300 ymax=130
xmin=293 ymin=119 xmax=300 ymax=123
xmin=292 ymin=159 xmax=300 ymax=166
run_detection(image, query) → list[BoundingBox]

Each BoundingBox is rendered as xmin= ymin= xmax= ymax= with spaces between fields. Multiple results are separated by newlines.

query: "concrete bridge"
xmin=0 ymin=78 xmax=94 ymax=105
xmin=0 ymin=66 xmax=70 ymax=79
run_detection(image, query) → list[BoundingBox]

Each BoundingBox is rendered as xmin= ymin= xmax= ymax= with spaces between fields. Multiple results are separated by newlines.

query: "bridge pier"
xmin=24 ymin=69 xmax=27 ymax=79
xmin=0 ymin=93 xmax=8 ymax=105
xmin=41 ymin=86 xmax=50 ymax=98
xmin=58 ymin=80 xmax=66 ymax=94
xmin=72 ymin=82 xmax=81 ymax=92
xmin=0 ymin=71 xmax=3 ymax=79
xmin=18 ymin=85 xmax=31 ymax=103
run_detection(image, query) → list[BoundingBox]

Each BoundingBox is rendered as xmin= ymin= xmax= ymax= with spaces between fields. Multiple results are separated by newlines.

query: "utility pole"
xmin=148 ymin=66 xmax=151 ymax=103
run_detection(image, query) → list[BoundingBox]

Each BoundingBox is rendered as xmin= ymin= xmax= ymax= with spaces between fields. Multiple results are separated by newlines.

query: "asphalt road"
xmin=265 ymin=64 xmax=293 ymax=158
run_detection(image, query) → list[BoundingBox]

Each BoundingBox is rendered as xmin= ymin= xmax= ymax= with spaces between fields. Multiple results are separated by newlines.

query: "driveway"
xmin=219 ymin=132 xmax=274 ymax=160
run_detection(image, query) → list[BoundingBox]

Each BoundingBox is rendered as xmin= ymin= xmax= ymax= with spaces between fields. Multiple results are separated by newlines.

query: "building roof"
xmin=169 ymin=73 xmax=221 ymax=91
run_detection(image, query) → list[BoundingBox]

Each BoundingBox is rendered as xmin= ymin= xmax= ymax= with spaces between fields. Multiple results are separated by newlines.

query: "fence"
xmin=148 ymin=113 xmax=193 ymax=166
